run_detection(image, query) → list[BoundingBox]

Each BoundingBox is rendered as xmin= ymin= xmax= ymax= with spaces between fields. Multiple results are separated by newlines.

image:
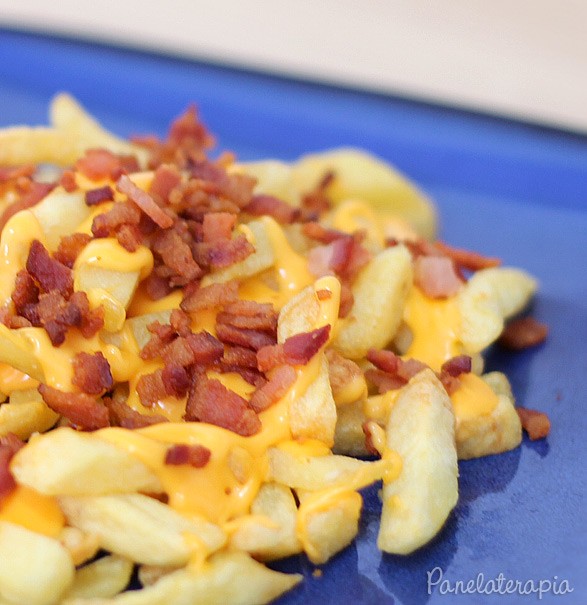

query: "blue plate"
xmin=0 ymin=28 xmax=586 ymax=605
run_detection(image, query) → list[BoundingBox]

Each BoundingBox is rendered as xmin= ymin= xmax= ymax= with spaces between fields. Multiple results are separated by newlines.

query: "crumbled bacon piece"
xmin=161 ymin=364 xmax=191 ymax=398
xmin=364 ymin=368 xmax=407 ymax=394
xmin=38 ymin=384 xmax=109 ymax=430
xmin=105 ymin=398 xmax=167 ymax=429
xmin=517 ymin=407 xmax=551 ymax=440
xmin=149 ymin=164 xmax=182 ymax=204
xmin=302 ymin=222 xmax=346 ymax=244
xmin=75 ymin=149 xmax=131 ymax=181
xmin=72 ymin=352 xmax=114 ymax=395
xmin=499 ymin=317 xmax=549 ymax=350
xmin=59 ymin=169 xmax=77 ymax=192
xmin=193 ymin=234 xmax=254 ymax=269
xmin=54 ymin=233 xmax=91 ymax=268
xmin=11 ymin=269 xmax=39 ymax=314
xmin=26 ymin=240 xmax=73 ymax=297
xmin=202 ymin=212 xmax=237 ymax=242
xmin=338 ymin=283 xmax=354 ymax=319
xmin=414 ymin=255 xmax=463 ymax=299
xmin=144 ymin=273 xmax=173 ymax=300
xmin=169 ymin=308 xmax=192 ymax=337
xmin=438 ymin=355 xmax=472 ymax=394
xmin=301 ymin=171 xmax=334 ymax=215
xmin=92 ymin=200 xmax=141 ymax=239
xmin=85 ymin=185 xmax=114 ymax=206
xmin=69 ymin=291 xmax=105 ymax=338
xmin=117 ymin=175 xmax=173 ymax=229
xmin=216 ymin=323 xmax=276 ymax=352
xmin=257 ymin=325 xmax=330 ymax=371
xmin=366 ymin=348 xmax=428 ymax=392
xmin=184 ymin=374 xmax=261 ymax=436
xmin=244 ymin=194 xmax=299 ymax=224
xmin=136 ymin=370 xmax=167 ymax=407
xmin=165 ymin=444 xmax=211 ymax=468
xmin=152 ymin=228 xmax=202 ymax=286
xmin=0 ymin=165 xmax=35 ymax=183
xmin=180 ymin=280 xmax=239 ymax=313
xmin=222 ymin=346 xmax=259 ymax=369
xmin=249 ymin=365 xmax=297 ymax=412
xmin=434 ymin=241 xmax=501 ymax=272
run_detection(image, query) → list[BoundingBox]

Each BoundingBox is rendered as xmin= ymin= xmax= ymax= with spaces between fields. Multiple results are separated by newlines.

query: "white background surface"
xmin=1 ymin=0 xmax=586 ymax=133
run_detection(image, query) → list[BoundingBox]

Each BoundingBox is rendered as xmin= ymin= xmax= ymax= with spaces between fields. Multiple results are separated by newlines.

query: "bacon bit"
xmin=307 ymin=238 xmax=351 ymax=277
xmin=283 ymin=325 xmax=331 ymax=364
xmin=39 ymin=384 xmax=109 ymax=430
xmin=117 ymin=175 xmax=173 ymax=229
xmin=414 ymin=255 xmax=463 ymax=299
xmin=202 ymin=212 xmax=237 ymax=242
xmin=92 ymin=200 xmax=141 ymax=238
xmin=26 ymin=240 xmax=73 ymax=297
xmin=223 ymin=346 xmax=259 ymax=369
xmin=75 ymin=149 xmax=127 ymax=181
xmin=165 ymin=444 xmax=211 ymax=468
xmin=0 ymin=165 xmax=35 ymax=182
xmin=54 ymin=233 xmax=92 ymax=268
xmin=72 ymin=352 xmax=114 ymax=395
xmin=365 ymin=368 xmax=407 ymax=394
xmin=243 ymin=194 xmax=299 ymax=224
xmin=180 ymin=280 xmax=239 ymax=313
xmin=256 ymin=344 xmax=287 ymax=373
xmin=105 ymin=398 xmax=167 ymax=429
xmin=517 ymin=407 xmax=551 ymax=440
xmin=169 ymin=309 xmax=192 ymax=337
xmin=69 ymin=291 xmax=105 ymax=339
xmin=12 ymin=270 xmax=39 ymax=313
xmin=186 ymin=332 xmax=224 ymax=364
xmin=338 ymin=283 xmax=354 ymax=318
xmin=149 ymin=164 xmax=182 ymax=204
xmin=249 ymin=365 xmax=297 ymax=412
xmin=0 ymin=182 xmax=54 ymax=233
xmin=216 ymin=323 xmax=276 ymax=352
xmin=193 ymin=234 xmax=255 ymax=269
xmin=85 ymin=185 xmax=114 ymax=206
xmin=169 ymin=106 xmax=214 ymax=153
xmin=59 ymin=169 xmax=77 ymax=192
xmin=434 ymin=241 xmax=501 ymax=272
xmin=185 ymin=374 xmax=261 ymax=436
xmin=217 ymin=310 xmax=277 ymax=333
xmin=316 ymin=289 xmax=332 ymax=301
xmin=499 ymin=317 xmax=549 ymax=350
xmin=136 ymin=370 xmax=167 ymax=408
xmin=366 ymin=348 xmax=428 ymax=392
xmin=302 ymin=222 xmax=347 ymax=244
xmin=144 ymin=274 xmax=173 ymax=300
xmin=438 ymin=355 xmax=472 ymax=394
xmin=301 ymin=171 xmax=334 ymax=215
xmin=161 ymin=364 xmax=191 ymax=398
xmin=152 ymin=228 xmax=202 ymax=286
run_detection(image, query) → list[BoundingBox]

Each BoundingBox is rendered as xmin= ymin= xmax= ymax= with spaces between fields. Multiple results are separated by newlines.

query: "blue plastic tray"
xmin=0 ymin=27 xmax=586 ymax=605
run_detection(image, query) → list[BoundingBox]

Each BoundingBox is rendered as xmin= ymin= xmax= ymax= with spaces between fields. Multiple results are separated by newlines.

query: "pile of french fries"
xmin=0 ymin=95 xmax=537 ymax=604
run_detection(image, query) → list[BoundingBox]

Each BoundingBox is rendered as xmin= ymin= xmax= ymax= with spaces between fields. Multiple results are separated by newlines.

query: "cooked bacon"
xmin=72 ymin=352 xmax=113 ymax=395
xmin=222 ymin=346 xmax=259 ymax=368
xmin=302 ymin=222 xmax=347 ymax=244
xmin=301 ymin=171 xmax=334 ymax=214
xmin=216 ymin=323 xmax=276 ymax=352
xmin=54 ymin=233 xmax=91 ymax=268
xmin=11 ymin=270 xmax=39 ymax=313
xmin=0 ymin=165 xmax=35 ymax=182
xmin=202 ymin=212 xmax=237 ymax=242
xmin=186 ymin=332 xmax=224 ymax=364
xmin=243 ymin=194 xmax=299 ymax=224
xmin=59 ymin=169 xmax=77 ymax=192
xmin=165 ymin=443 xmax=211 ymax=468
xmin=193 ymin=234 xmax=254 ymax=269
xmin=161 ymin=364 xmax=191 ymax=398
xmin=214 ymin=363 xmax=267 ymax=387
xmin=414 ymin=255 xmax=463 ymax=298
xmin=249 ymin=365 xmax=297 ymax=412
xmin=92 ymin=200 xmax=141 ymax=237
xmin=0 ymin=182 xmax=54 ymax=233
xmin=85 ymin=185 xmax=114 ymax=206
xmin=438 ymin=355 xmax=472 ymax=394
xmin=180 ymin=280 xmax=239 ymax=312
xmin=184 ymin=374 xmax=261 ymax=436
xmin=136 ymin=370 xmax=167 ymax=407
xmin=117 ymin=175 xmax=173 ymax=229
xmin=140 ymin=322 xmax=176 ymax=360
xmin=257 ymin=325 xmax=330 ymax=371
xmin=338 ymin=283 xmax=354 ymax=318
xmin=434 ymin=241 xmax=501 ymax=272
xmin=169 ymin=309 xmax=192 ymax=337
xmin=144 ymin=273 xmax=173 ymax=300
xmin=152 ymin=228 xmax=202 ymax=285
xmin=149 ymin=164 xmax=182 ymax=204
xmin=37 ymin=291 xmax=81 ymax=346
xmin=366 ymin=348 xmax=428 ymax=391
xmin=216 ymin=310 xmax=277 ymax=333
xmin=26 ymin=240 xmax=73 ymax=297
xmin=161 ymin=336 xmax=198 ymax=367
xmin=75 ymin=149 xmax=128 ymax=181
xmin=499 ymin=317 xmax=549 ymax=350
xmin=517 ymin=407 xmax=551 ymax=440
xmin=307 ymin=238 xmax=352 ymax=277
xmin=39 ymin=384 xmax=109 ymax=430
xmin=168 ymin=106 xmax=214 ymax=153
xmin=68 ymin=291 xmax=104 ymax=338
xmin=365 ymin=368 xmax=407 ymax=394
xmin=105 ymin=397 xmax=167 ymax=429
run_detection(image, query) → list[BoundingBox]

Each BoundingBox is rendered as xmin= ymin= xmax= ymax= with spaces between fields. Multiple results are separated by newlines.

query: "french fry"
xmin=296 ymin=488 xmax=362 ymax=564
xmin=59 ymin=493 xmax=226 ymax=566
xmin=229 ymin=482 xmax=302 ymax=560
xmin=0 ymin=324 xmax=45 ymax=381
xmin=458 ymin=267 xmax=538 ymax=354
xmin=377 ymin=370 xmax=458 ymax=554
xmin=291 ymin=147 xmax=437 ymax=239
xmin=0 ymin=126 xmax=81 ymax=167
xmin=333 ymin=399 xmax=369 ymax=457
xmin=0 ymin=521 xmax=74 ymax=605
xmin=0 ymin=399 xmax=59 ymax=440
xmin=63 ymin=555 xmax=134 ymax=600
xmin=58 ymin=527 xmax=101 ymax=567
xmin=62 ymin=551 xmax=301 ymax=605
xmin=456 ymin=372 xmax=522 ymax=460
xmin=11 ymin=427 xmax=162 ymax=496
xmin=334 ymin=245 xmax=413 ymax=359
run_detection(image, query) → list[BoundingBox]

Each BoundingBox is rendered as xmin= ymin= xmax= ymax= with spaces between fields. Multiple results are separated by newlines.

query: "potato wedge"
xmin=11 ymin=427 xmax=162 ymax=496
xmin=334 ymin=245 xmax=413 ymax=359
xmin=378 ymin=370 xmax=458 ymax=554
xmin=59 ymin=493 xmax=226 ymax=567
xmin=0 ymin=521 xmax=74 ymax=605
xmin=0 ymin=399 xmax=59 ymax=440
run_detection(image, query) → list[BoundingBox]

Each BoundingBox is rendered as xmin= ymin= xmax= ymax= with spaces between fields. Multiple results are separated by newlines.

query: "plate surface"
xmin=0 ymin=28 xmax=586 ymax=605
